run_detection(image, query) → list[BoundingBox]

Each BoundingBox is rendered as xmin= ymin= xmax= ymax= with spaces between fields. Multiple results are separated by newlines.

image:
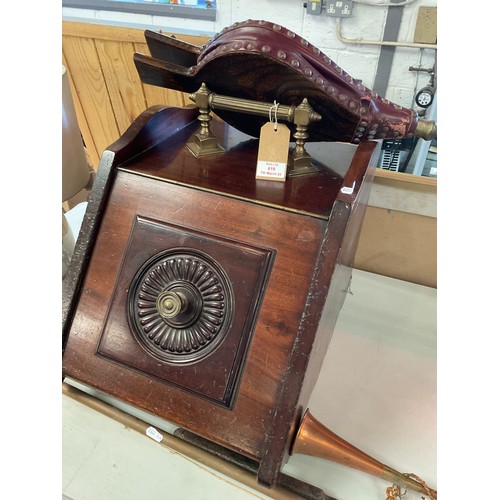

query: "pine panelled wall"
xmin=62 ymin=21 xmax=209 ymax=169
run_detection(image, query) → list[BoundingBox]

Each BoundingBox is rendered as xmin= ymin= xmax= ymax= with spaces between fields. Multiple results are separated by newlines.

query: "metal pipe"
xmin=354 ymin=0 xmax=417 ymax=5
xmin=62 ymin=382 xmax=305 ymax=500
xmin=336 ymin=18 xmax=437 ymax=49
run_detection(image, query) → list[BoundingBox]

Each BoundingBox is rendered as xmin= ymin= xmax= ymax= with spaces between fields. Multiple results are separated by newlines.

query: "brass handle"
xmin=189 ymin=83 xmax=322 ymax=126
xmin=188 ymin=83 xmax=321 ymax=175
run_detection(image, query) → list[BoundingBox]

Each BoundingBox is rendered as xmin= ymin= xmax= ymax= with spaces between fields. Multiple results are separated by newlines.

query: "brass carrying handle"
xmin=187 ymin=83 xmax=322 ymax=176
xmin=188 ymin=83 xmax=322 ymax=127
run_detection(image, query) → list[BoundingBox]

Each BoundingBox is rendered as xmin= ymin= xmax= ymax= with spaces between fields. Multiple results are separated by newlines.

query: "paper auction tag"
xmin=255 ymin=122 xmax=290 ymax=182
xmin=146 ymin=426 xmax=163 ymax=443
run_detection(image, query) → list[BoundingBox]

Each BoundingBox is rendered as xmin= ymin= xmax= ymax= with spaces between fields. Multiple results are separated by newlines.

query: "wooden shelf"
xmin=374 ymin=168 xmax=437 ymax=187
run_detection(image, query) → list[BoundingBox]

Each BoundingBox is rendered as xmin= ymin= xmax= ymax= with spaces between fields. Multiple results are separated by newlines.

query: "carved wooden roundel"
xmin=128 ymin=248 xmax=234 ymax=364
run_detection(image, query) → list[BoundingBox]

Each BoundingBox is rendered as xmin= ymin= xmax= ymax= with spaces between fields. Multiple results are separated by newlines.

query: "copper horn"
xmin=291 ymin=409 xmax=437 ymax=498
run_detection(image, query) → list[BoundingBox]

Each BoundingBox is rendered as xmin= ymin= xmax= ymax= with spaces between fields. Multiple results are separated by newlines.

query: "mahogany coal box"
xmin=62 ymin=105 xmax=378 ymax=490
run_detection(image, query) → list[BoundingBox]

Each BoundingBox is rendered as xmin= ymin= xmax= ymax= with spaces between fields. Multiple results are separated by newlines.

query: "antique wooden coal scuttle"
xmin=62 ymin=20 xmax=436 ymax=498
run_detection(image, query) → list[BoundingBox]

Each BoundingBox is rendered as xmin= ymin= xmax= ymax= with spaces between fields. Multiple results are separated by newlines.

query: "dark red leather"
xmin=135 ymin=19 xmax=419 ymax=144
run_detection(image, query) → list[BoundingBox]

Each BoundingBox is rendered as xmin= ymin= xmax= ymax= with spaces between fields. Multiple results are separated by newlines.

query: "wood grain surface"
xmin=62 ymin=105 xmax=377 ymax=486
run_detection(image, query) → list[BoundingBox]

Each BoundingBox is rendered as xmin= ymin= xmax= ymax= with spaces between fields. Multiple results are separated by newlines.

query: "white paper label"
xmin=256 ymin=161 xmax=287 ymax=180
xmin=146 ymin=426 xmax=163 ymax=443
xmin=341 ymin=181 xmax=356 ymax=195
xmin=256 ymin=122 xmax=290 ymax=182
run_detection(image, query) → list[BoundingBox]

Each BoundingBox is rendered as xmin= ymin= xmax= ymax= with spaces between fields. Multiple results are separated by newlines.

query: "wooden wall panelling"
xmin=62 ymin=34 xmax=120 ymax=163
xmin=95 ymin=38 xmax=148 ymax=135
xmin=62 ymin=21 xmax=209 ymax=46
xmin=62 ymin=21 xmax=209 ymax=168
xmin=62 ymin=52 xmax=99 ymax=170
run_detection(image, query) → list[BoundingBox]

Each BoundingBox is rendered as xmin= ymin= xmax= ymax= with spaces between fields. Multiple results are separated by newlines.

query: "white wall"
xmin=63 ymin=0 xmax=437 ymax=110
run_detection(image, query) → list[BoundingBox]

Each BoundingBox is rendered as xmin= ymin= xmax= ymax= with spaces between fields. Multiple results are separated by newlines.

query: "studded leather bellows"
xmin=134 ymin=19 xmax=436 ymax=143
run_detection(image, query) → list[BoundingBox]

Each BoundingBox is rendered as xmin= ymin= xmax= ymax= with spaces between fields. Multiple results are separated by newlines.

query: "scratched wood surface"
xmin=62 ymin=107 xmax=377 ymax=487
